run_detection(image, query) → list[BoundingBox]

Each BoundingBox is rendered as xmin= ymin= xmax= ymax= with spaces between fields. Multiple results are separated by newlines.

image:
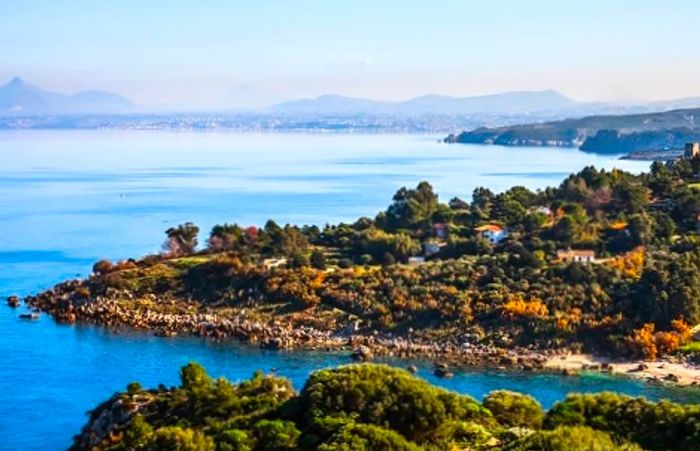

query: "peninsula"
xmin=21 ymin=156 xmax=700 ymax=383
xmin=445 ymin=107 xmax=700 ymax=158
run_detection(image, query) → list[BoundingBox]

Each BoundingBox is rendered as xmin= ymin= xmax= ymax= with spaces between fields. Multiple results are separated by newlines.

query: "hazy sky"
xmin=2 ymin=0 xmax=699 ymax=108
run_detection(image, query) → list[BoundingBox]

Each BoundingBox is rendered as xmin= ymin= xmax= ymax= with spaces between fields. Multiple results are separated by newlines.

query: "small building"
xmin=423 ymin=241 xmax=445 ymax=256
xmin=263 ymin=258 xmax=288 ymax=269
xmin=432 ymin=223 xmax=447 ymax=239
xmin=535 ymin=206 xmax=552 ymax=216
xmin=609 ymin=221 xmax=628 ymax=231
xmin=685 ymin=142 xmax=700 ymax=159
xmin=408 ymin=256 xmax=426 ymax=265
xmin=557 ymin=248 xmax=596 ymax=263
xmin=647 ymin=198 xmax=676 ymax=211
xmin=475 ymin=224 xmax=508 ymax=244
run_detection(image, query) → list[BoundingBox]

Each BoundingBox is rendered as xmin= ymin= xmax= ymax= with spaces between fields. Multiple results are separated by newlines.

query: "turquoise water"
xmin=1 ymin=130 xmax=694 ymax=450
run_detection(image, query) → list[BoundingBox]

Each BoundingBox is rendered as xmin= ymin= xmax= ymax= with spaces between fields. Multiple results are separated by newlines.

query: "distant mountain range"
xmin=266 ymin=90 xmax=581 ymax=115
xmin=3 ymin=76 xmax=700 ymax=124
xmin=0 ymin=77 xmax=133 ymax=115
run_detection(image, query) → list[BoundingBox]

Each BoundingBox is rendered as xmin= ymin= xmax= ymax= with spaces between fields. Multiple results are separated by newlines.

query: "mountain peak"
xmin=268 ymin=89 xmax=581 ymax=115
xmin=6 ymin=76 xmax=25 ymax=87
xmin=0 ymin=77 xmax=133 ymax=115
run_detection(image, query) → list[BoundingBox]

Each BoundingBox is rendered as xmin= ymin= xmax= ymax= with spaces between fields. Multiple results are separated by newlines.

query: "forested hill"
xmin=72 ymin=362 xmax=700 ymax=450
xmin=445 ymin=107 xmax=700 ymax=155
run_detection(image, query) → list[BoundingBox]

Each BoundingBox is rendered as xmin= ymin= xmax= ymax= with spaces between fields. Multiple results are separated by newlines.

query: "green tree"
xmin=310 ymin=249 xmax=327 ymax=269
xmin=386 ymin=182 xmax=438 ymax=230
xmin=145 ymin=426 xmax=215 ymax=451
xmin=164 ymin=222 xmax=200 ymax=256
xmin=180 ymin=362 xmax=212 ymax=394
xmin=208 ymin=224 xmax=243 ymax=252
xmin=253 ymin=420 xmax=300 ymax=450
xmin=483 ymin=390 xmax=544 ymax=429
xmin=297 ymin=364 xmax=490 ymax=441
xmin=317 ymin=423 xmax=421 ymax=451
xmin=613 ymin=179 xmax=648 ymax=214
xmin=504 ymin=425 xmax=640 ymax=451
xmin=636 ymin=249 xmax=700 ymax=325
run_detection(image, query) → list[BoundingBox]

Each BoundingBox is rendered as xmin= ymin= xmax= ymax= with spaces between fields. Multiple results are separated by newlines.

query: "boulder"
xmin=434 ymin=367 xmax=454 ymax=378
xmin=351 ymin=345 xmax=373 ymax=361
xmin=6 ymin=296 xmax=20 ymax=308
xmin=561 ymin=368 xmax=577 ymax=376
xmin=664 ymin=373 xmax=680 ymax=383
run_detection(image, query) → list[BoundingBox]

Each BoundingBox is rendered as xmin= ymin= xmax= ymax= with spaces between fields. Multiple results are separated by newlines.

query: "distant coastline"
xmin=445 ymin=107 xmax=700 ymax=160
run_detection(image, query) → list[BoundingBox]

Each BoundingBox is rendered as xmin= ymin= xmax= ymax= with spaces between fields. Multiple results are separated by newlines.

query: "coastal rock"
xmin=434 ymin=367 xmax=454 ymax=378
xmin=6 ymin=295 xmax=20 ymax=307
xmin=629 ymin=363 xmax=648 ymax=373
xmin=433 ymin=362 xmax=449 ymax=370
xmin=351 ymin=345 xmax=373 ymax=361
xmin=19 ymin=312 xmax=39 ymax=320
xmin=664 ymin=373 xmax=680 ymax=383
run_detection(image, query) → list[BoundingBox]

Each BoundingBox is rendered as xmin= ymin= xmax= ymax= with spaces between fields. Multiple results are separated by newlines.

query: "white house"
xmin=475 ymin=224 xmax=508 ymax=244
xmin=408 ymin=256 xmax=426 ymax=265
xmin=556 ymin=248 xmax=595 ymax=263
xmin=535 ymin=206 xmax=552 ymax=215
xmin=423 ymin=241 xmax=444 ymax=256
xmin=263 ymin=258 xmax=288 ymax=269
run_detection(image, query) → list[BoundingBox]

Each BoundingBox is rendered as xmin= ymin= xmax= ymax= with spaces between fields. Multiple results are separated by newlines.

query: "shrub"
xmin=502 ymin=296 xmax=548 ymax=319
xmin=310 ymin=250 xmax=327 ymax=269
xmin=317 ymin=422 xmax=421 ymax=451
xmin=92 ymin=259 xmax=114 ymax=275
xmin=427 ymin=421 xmax=494 ymax=448
xmin=503 ymin=425 xmax=640 ymax=451
xmin=145 ymin=426 xmax=215 ymax=451
xmin=253 ymin=420 xmax=300 ymax=450
xmin=297 ymin=364 xmax=491 ymax=442
xmin=483 ymin=390 xmax=544 ymax=429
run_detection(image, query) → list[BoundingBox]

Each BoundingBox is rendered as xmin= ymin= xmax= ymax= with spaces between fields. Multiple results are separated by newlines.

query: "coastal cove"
xmin=0 ymin=131 xmax=666 ymax=450
xmin=4 ymin=310 xmax=700 ymax=451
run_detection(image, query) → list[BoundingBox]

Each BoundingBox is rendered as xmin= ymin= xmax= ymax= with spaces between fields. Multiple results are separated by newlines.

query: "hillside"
xmin=0 ymin=77 xmax=133 ymax=115
xmin=24 ymin=159 xmax=700 ymax=368
xmin=268 ymin=90 xmax=580 ymax=115
xmin=71 ymin=362 xmax=699 ymax=450
xmin=445 ymin=107 xmax=700 ymax=155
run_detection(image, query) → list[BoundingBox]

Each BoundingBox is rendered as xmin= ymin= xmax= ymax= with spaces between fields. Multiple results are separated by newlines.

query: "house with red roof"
xmin=475 ymin=224 xmax=508 ymax=244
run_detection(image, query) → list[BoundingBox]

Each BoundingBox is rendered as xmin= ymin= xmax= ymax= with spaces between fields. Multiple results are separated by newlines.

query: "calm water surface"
xmin=1 ymin=131 xmax=695 ymax=450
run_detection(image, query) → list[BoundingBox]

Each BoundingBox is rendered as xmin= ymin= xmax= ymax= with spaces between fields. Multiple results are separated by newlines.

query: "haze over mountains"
xmin=3 ymin=76 xmax=700 ymax=119
xmin=0 ymin=77 xmax=133 ymax=115
xmin=265 ymin=90 xmax=580 ymax=115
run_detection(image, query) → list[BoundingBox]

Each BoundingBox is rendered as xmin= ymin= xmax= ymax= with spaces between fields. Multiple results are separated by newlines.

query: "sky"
xmin=1 ymin=0 xmax=699 ymax=109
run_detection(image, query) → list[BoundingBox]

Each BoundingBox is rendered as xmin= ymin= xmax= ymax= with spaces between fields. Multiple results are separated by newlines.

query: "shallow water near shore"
xmin=0 ymin=130 xmax=680 ymax=450
xmin=3 ymin=311 xmax=700 ymax=451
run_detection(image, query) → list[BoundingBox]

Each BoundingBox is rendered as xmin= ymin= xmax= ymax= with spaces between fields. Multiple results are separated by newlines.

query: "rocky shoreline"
xmin=22 ymin=280 xmax=553 ymax=371
xmin=16 ymin=277 xmax=700 ymax=388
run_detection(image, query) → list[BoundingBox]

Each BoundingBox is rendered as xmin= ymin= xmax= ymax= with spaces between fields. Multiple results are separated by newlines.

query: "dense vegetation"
xmin=444 ymin=107 xmax=700 ymax=154
xmin=55 ymin=156 xmax=700 ymax=361
xmin=72 ymin=362 xmax=700 ymax=450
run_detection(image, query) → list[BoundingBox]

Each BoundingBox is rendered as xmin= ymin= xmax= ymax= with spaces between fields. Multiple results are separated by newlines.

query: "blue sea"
xmin=1 ymin=130 xmax=695 ymax=450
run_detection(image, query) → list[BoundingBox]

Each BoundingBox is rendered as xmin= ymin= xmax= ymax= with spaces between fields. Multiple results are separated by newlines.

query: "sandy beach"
xmin=545 ymin=353 xmax=700 ymax=387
